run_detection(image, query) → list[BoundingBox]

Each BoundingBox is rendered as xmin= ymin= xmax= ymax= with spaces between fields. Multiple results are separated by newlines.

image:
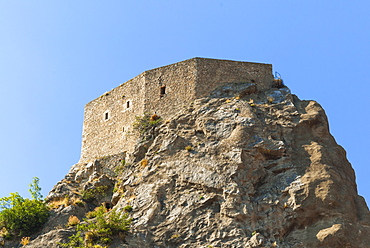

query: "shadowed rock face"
xmin=18 ymin=83 xmax=370 ymax=248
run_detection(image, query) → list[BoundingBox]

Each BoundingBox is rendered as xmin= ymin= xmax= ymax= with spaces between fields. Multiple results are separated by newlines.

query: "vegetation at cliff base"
xmin=0 ymin=177 xmax=49 ymax=238
xmin=60 ymin=205 xmax=131 ymax=248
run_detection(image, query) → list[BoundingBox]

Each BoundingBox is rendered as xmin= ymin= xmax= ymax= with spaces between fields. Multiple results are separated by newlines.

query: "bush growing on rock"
xmin=81 ymin=186 xmax=108 ymax=201
xmin=133 ymin=112 xmax=162 ymax=135
xmin=60 ymin=205 xmax=131 ymax=248
xmin=122 ymin=205 xmax=133 ymax=212
xmin=0 ymin=177 xmax=49 ymax=237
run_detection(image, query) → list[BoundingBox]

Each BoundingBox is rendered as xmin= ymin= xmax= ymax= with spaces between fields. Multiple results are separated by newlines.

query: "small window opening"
xmin=127 ymin=101 xmax=130 ymax=108
xmin=160 ymin=86 xmax=166 ymax=96
xmin=122 ymin=127 xmax=125 ymax=132
xmin=104 ymin=112 xmax=109 ymax=120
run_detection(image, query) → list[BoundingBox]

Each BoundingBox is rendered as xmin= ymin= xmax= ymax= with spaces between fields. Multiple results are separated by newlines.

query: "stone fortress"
xmin=80 ymin=58 xmax=274 ymax=163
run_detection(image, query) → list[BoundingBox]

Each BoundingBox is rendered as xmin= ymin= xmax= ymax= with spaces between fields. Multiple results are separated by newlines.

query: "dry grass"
xmin=48 ymin=196 xmax=83 ymax=209
xmin=171 ymin=233 xmax=180 ymax=239
xmin=185 ymin=145 xmax=193 ymax=151
xmin=48 ymin=197 xmax=69 ymax=209
xmin=67 ymin=215 xmax=80 ymax=226
xmin=126 ymin=195 xmax=136 ymax=203
xmin=0 ymin=227 xmax=9 ymax=236
xmin=20 ymin=237 xmax=30 ymax=246
xmin=150 ymin=114 xmax=160 ymax=121
xmin=140 ymin=159 xmax=148 ymax=167
xmin=86 ymin=210 xmax=97 ymax=219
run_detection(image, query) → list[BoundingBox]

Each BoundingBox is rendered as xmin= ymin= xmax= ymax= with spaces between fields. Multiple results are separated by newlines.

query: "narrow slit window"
xmin=160 ymin=86 xmax=166 ymax=96
xmin=104 ymin=112 xmax=109 ymax=120
xmin=127 ymin=101 xmax=130 ymax=108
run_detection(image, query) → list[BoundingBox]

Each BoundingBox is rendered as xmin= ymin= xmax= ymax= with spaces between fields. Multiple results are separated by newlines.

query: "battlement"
xmin=80 ymin=58 xmax=273 ymax=162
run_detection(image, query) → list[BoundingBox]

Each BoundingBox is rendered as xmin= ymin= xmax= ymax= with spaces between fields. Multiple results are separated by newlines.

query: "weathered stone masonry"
xmin=80 ymin=58 xmax=273 ymax=163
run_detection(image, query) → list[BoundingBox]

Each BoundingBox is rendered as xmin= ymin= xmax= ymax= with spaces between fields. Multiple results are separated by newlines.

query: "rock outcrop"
xmin=11 ymin=82 xmax=370 ymax=247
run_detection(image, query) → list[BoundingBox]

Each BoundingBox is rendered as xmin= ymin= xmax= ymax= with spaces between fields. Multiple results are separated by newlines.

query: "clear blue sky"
xmin=1 ymin=1 xmax=369 ymax=205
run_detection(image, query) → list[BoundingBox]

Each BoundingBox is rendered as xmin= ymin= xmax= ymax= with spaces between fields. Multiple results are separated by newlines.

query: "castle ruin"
xmin=80 ymin=58 xmax=273 ymax=162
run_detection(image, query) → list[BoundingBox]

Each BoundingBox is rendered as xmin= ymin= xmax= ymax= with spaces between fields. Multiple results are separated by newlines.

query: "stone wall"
xmin=143 ymin=58 xmax=198 ymax=119
xmin=80 ymin=74 xmax=146 ymax=162
xmin=79 ymin=58 xmax=273 ymax=163
xmin=195 ymin=58 xmax=273 ymax=98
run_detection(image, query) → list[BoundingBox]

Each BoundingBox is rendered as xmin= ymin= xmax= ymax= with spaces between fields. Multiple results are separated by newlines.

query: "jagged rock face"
xmin=21 ymin=85 xmax=370 ymax=248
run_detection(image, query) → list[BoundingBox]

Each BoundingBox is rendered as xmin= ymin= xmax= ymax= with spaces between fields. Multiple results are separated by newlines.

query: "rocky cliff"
xmin=13 ymin=82 xmax=370 ymax=247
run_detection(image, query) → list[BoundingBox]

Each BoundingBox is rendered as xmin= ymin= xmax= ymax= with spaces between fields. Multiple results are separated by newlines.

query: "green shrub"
xmin=60 ymin=205 xmax=131 ymax=247
xmin=113 ymin=179 xmax=123 ymax=194
xmin=81 ymin=186 xmax=108 ymax=201
xmin=133 ymin=112 xmax=162 ymax=135
xmin=60 ymin=231 xmax=84 ymax=247
xmin=0 ymin=177 xmax=49 ymax=237
xmin=122 ymin=205 xmax=133 ymax=212
xmin=114 ymin=160 xmax=126 ymax=175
